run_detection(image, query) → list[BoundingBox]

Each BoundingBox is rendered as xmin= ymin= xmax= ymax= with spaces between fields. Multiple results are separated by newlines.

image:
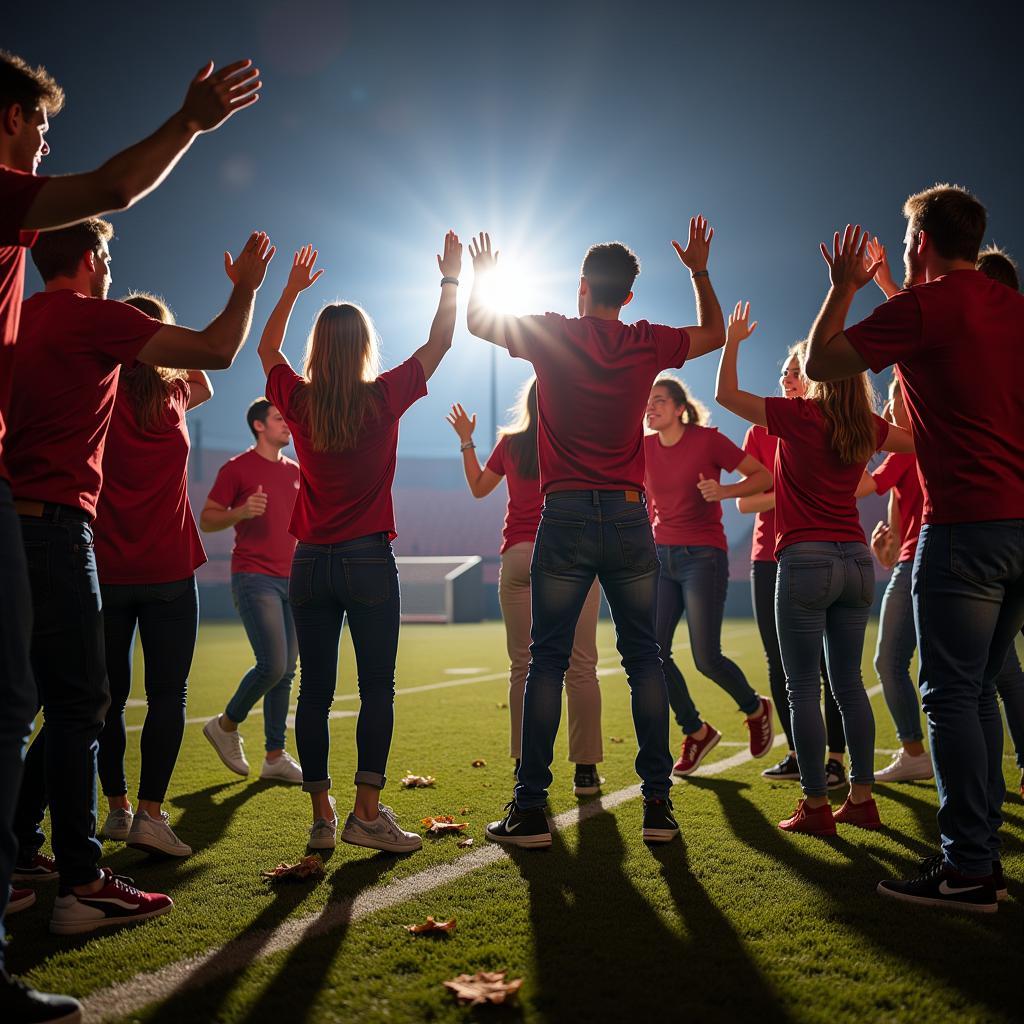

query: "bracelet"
xmin=691 ymin=270 xmax=710 ymax=280
xmin=441 ymin=276 xmax=459 ymax=287
xmin=459 ymin=441 xmax=476 ymax=452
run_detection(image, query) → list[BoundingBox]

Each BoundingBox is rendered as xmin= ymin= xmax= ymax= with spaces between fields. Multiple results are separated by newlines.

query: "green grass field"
xmin=7 ymin=619 xmax=1024 ymax=1023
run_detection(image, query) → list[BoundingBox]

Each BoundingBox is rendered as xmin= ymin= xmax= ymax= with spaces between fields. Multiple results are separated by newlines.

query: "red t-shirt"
xmin=742 ymin=424 xmax=778 ymax=563
xmin=0 ymin=165 xmax=49 ymax=481
xmin=764 ymin=396 xmax=889 ymax=555
xmin=6 ymin=290 xmax=162 ymax=516
xmin=485 ymin=434 xmax=543 ymax=553
xmin=93 ymin=379 xmax=206 ymax=584
xmin=206 ymin=447 xmax=300 ymax=577
xmin=644 ymin=425 xmax=745 ymax=550
xmin=266 ymin=357 xmax=427 ymax=544
xmin=503 ymin=313 xmax=690 ymax=492
xmin=871 ymin=451 xmax=923 ymax=564
xmin=845 ymin=270 xmax=1024 ymax=525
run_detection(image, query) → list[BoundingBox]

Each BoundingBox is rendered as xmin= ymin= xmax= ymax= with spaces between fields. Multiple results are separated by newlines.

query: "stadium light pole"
xmin=490 ymin=343 xmax=498 ymax=445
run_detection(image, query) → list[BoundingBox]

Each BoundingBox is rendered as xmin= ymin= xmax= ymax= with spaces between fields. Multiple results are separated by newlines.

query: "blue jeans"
xmin=290 ymin=534 xmax=401 ymax=793
xmin=995 ymin=644 xmax=1024 ymax=770
xmin=515 ymin=490 xmax=673 ymax=809
xmin=0 ymin=481 xmax=37 ymax=969
xmin=874 ymin=559 xmax=923 ymax=742
xmin=657 ymin=544 xmax=760 ymax=734
xmin=226 ymin=573 xmax=297 ymax=753
xmin=913 ymin=520 xmax=1024 ymax=877
xmin=776 ymin=542 xmax=876 ymax=798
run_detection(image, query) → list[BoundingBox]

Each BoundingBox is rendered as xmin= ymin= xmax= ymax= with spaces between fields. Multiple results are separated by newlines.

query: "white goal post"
xmin=395 ymin=556 xmax=484 ymax=623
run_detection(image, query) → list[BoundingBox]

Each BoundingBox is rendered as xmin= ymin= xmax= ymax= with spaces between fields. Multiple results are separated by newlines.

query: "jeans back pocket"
xmin=536 ymin=515 xmax=586 ymax=573
xmin=786 ymin=561 xmax=834 ymax=609
xmin=289 ymin=558 xmax=317 ymax=607
xmin=343 ymin=556 xmax=394 ymax=607
xmin=614 ymin=516 xmax=658 ymax=573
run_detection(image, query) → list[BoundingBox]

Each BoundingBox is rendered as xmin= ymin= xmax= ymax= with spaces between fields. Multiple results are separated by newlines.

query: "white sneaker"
xmin=260 ymin=751 xmax=303 ymax=784
xmin=127 ymin=811 xmax=193 ymax=857
xmin=875 ymin=749 xmax=934 ymax=783
xmin=100 ymin=807 xmax=134 ymax=841
xmin=203 ymin=715 xmax=249 ymax=777
xmin=341 ymin=804 xmax=422 ymax=854
xmin=308 ymin=797 xmax=338 ymax=850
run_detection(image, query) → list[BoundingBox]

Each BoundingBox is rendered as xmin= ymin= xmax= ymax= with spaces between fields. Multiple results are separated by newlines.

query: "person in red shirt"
xmin=467 ymin=219 xmax=728 ymax=849
xmin=257 ymin=236 xmax=461 ymax=855
xmin=7 ymin=217 xmax=274 ymax=938
xmin=90 ymin=293 xmax=210 ymax=858
xmin=642 ymin=372 xmax=773 ymax=775
xmin=445 ymin=380 xmax=604 ymax=796
xmin=806 ymin=190 xmax=1024 ymax=912
xmin=716 ymin=301 xmax=913 ymax=838
xmin=200 ymin=400 xmax=302 ymax=785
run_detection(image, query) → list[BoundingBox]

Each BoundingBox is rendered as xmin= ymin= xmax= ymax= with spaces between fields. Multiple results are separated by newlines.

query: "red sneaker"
xmin=745 ymin=697 xmax=775 ymax=758
xmin=834 ymin=796 xmax=882 ymax=830
xmin=672 ymin=724 xmax=721 ymax=776
xmin=12 ymin=851 xmax=59 ymax=882
xmin=779 ymin=799 xmax=836 ymax=836
xmin=49 ymin=867 xmax=173 ymax=935
xmin=7 ymin=885 xmax=37 ymax=914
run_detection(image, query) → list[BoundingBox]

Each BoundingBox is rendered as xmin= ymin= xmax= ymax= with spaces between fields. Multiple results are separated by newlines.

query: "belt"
xmin=546 ymin=488 xmax=645 ymax=504
xmin=15 ymin=499 xmax=90 ymax=522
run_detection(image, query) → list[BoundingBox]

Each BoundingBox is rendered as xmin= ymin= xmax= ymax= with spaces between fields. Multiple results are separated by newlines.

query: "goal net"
xmin=395 ymin=556 xmax=484 ymax=623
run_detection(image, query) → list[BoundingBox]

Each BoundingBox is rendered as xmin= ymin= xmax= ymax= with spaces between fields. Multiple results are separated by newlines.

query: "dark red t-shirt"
xmin=742 ymin=424 xmax=778 ymax=563
xmin=765 ymin=396 xmax=889 ymax=555
xmin=485 ymin=434 xmax=543 ymax=553
xmin=871 ymin=451 xmax=923 ymax=564
xmin=266 ymin=357 xmax=427 ymax=544
xmin=93 ymin=379 xmax=206 ymax=583
xmin=206 ymin=447 xmax=300 ymax=577
xmin=503 ymin=313 xmax=690 ymax=492
xmin=0 ymin=165 xmax=49 ymax=481
xmin=644 ymin=425 xmax=745 ymax=550
xmin=845 ymin=270 xmax=1024 ymax=525
xmin=6 ymin=290 xmax=162 ymax=516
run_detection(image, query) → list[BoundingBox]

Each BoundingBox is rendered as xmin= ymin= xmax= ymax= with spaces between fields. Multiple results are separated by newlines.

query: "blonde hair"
xmin=800 ymin=346 xmax=879 ymax=464
xmin=498 ymin=376 xmax=539 ymax=479
xmin=652 ymin=374 xmax=709 ymax=426
xmin=301 ymin=302 xmax=381 ymax=452
xmin=119 ymin=293 xmax=186 ymax=432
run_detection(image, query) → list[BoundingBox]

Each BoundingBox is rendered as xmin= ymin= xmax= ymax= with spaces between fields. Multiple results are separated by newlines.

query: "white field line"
xmin=83 ymin=683 xmax=883 ymax=1023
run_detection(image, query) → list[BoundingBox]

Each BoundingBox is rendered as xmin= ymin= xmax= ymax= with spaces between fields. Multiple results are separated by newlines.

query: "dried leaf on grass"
xmin=444 ymin=971 xmax=523 ymax=1006
xmin=609 ymin=736 xmax=625 ymax=744
xmin=260 ymin=854 xmax=325 ymax=882
xmin=471 ymin=758 xmax=487 ymax=767
xmin=458 ymin=806 xmax=470 ymax=815
xmin=457 ymin=837 xmax=474 ymax=848
xmin=495 ymin=702 xmax=509 ymax=709
xmin=421 ymin=815 xmax=469 ymax=834
xmin=401 ymin=773 xmax=437 ymax=788
xmin=405 ymin=915 xmax=456 ymax=935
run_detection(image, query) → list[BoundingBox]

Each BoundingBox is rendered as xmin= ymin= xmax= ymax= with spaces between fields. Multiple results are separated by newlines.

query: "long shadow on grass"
xmin=691 ymin=775 xmax=1024 ymax=1021
xmin=506 ymin=802 xmax=792 ymax=1023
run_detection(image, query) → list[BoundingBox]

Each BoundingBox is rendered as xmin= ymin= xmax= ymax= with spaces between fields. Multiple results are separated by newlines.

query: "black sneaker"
xmin=485 ymin=801 xmax=552 ymax=849
xmin=878 ymin=857 xmax=998 ymax=914
xmin=761 ymin=753 xmax=801 ymax=780
xmin=919 ymin=852 xmax=1007 ymax=902
xmin=825 ymin=758 xmax=847 ymax=790
xmin=641 ymin=798 xmax=679 ymax=843
xmin=573 ymin=764 xmax=604 ymax=797
xmin=0 ymin=969 xmax=82 ymax=1022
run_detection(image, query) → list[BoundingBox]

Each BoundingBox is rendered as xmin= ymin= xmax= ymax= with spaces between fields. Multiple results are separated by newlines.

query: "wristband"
xmin=441 ymin=276 xmax=459 ymax=287
xmin=460 ymin=441 xmax=476 ymax=452
xmin=691 ymin=270 xmax=710 ymax=279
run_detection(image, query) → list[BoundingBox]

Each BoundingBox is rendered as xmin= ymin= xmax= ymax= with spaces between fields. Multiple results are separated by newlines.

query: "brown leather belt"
xmin=13 ymin=499 xmax=45 ymax=517
xmin=14 ymin=499 xmax=89 ymax=522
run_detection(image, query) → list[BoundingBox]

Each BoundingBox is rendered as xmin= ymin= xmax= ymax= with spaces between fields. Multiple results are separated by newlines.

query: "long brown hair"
xmin=800 ymin=346 xmax=879 ymax=464
xmin=119 ymin=293 xmax=185 ymax=431
xmin=301 ymin=302 xmax=381 ymax=452
xmin=652 ymin=374 xmax=708 ymax=426
xmin=498 ymin=376 xmax=539 ymax=480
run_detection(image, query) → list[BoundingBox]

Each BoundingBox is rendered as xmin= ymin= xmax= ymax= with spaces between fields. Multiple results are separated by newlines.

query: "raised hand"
xmin=224 ymin=231 xmax=276 ymax=291
xmin=865 ymin=236 xmax=899 ymax=298
xmin=241 ymin=484 xmax=268 ymax=520
xmin=437 ymin=230 xmax=463 ymax=279
xmin=820 ymin=224 xmax=881 ymax=292
xmin=468 ymin=232 xmax=499 ymax=275
xmin=180 ymin=60 xmax=262 ymax=133
xmin=672 ymin=215 xmax=715 ymax=273
xmin=446 ymin=403 xmax=477 ymax=443
xmin=696 ymin=472 xmax=725 ymax=503
xmin=727 ymin=301 xmax=758 ymax=345
xmin=286 ymin=244 xmax=324 ymax=294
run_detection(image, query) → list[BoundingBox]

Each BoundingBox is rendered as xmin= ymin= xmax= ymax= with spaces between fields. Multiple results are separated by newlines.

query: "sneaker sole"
xmin=307 ymin=836 xmax=337 ymax=850
xmin=100 ymin=830 xmax=132 ymax=842
xmin=49 ymin=900 xmax=174 ymax=935
xmin=12 ymin=869 xmax=60 ymax=882
xmin=7 ymin=892 xmax=37 ymax=913
xmin=672 ymin=732 xmax=721 ymax=777
xmin=876 ymin=883 xmax=997 ymax=914
xmin=126 ymin=838 xmax=192 ymax=858
xmin=341 ymin=832 xmax=422 ymax=854
xmin=762 ymin=769 xmax=802 ymax=781
xmin=778 ymin=822 xmax=837 ymax=837
xmin=485 ymin=829 xmax=552 ymax=849
xmin=259 ymin=773 xmax=304 ymax=784
xmin=573 ymin=783 xmax=603 ymax=796
xmin=875 ymin=773 xmax=935 ymax=783
xmin=202 ymin=722 xmax=250 ymax=777
xmin=642 ymin=827 xmax=680 ymax=843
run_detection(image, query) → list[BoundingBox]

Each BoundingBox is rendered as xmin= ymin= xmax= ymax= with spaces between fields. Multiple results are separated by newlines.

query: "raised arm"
xmin=696 ymin=454 xmax=771 ymax=504
xmin=413 ymin=230 xmax=462 ymax=381
xmin=671 ymin=215 xmax=726 ymax=358
xmin=24 ymin=61 xmax=262 ymax=230
xmin=466 ymin=232 xmax=509 ymax=349
xmin=137 ymin=231 xmax=275 ymax=370
xmin=185 ymin=370 xmax=213 ymax=410
xmin=445 ymin=403 xmax=502 ymax=498
xmin=257 ymin=244 xmax=325 ymax=376
xmin=715 ymin=301 xmax=766 ymax=425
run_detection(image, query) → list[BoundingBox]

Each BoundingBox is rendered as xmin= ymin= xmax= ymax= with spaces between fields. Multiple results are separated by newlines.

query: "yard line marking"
xmin=82 ymin=684 xmax=883 ymax=1023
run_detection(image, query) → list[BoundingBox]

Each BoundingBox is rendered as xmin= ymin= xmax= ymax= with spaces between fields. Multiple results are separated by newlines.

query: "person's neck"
xmin=254 ymin=439 xmax=283 ymax=462
xmin=0 ymin=145 xmax=28 ymax=172
xmin=924 ymin=258 xmax=976 ymax=283
xmin=44 ymin=276 xmax=90 ymax=295
xmin=657 ymin=421 xmax=686 ymax=446
xmin=581 ymin=302 xmax=623 ymax=321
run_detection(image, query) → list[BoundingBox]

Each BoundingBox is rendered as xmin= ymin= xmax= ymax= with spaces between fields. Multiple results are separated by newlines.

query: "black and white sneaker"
xmin=485 ymin=801 xmax=552 ymax=849
xmin=573 ymin=764 xmax=604 ymax=797
xmin=825 ymin=758 xmax=848 ymax=790
xmin=0 ymin=970 xmax=82 ymax=1023
xmin=761 ymin=753 xmax=801 ymax=780
xmin=919 ymin=852 xmax=1007 ymax=902
xmin=641 ymin=798 xmax=680 ymax=843
xmin=877 ymin=857 xmax=998 ymax=914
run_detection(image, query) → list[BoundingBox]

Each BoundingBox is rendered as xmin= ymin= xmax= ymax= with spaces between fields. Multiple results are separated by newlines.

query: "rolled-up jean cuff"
xmin=354 ymin=770 xmax=386 ymax=790
xmin=302 ymin=776 xmax=332 ymax=794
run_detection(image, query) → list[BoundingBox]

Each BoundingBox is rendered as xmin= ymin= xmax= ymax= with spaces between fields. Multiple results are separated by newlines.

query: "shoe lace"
xmin=918 ymin=853 xmax=944 ymax=877
xmin=110 ymin=875 xmax=146 ymax=900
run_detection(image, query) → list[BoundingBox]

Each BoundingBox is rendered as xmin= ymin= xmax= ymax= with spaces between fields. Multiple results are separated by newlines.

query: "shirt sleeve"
xmin=91 ymin=299 xmax=163 ymax=365
xmin=763 ymin=396 xmax=793 ymax=440
xmin=874 ymin=413 xmax=891 ymax=451
xmin=0 ymin=168 xmax=50 ymax=247
xmin=650 ymin=324 xmax=691 ymax=370
xmin=266 ymin=362 xmax=304 ymax=418
xmin=378 ymin=356 xmax=428 ymax=419
xmin=485 ymin=435 xmax=507 ymax=477
xmin=711 ymin=429 xmax=746 ymax=473
xmin=206 ymin=460 xmax=239 ymax=508
xmin=503 ymin=313 xmax=563 ymax=363
xmin=844 ymin=290 xmax=924 ymax=374
xmin=871 ymin=452 xmax=906 ymax=495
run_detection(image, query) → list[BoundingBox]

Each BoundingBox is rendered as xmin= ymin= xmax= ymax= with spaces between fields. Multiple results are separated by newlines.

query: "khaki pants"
xmin=499 ymin=541 xmax=603 ymax=763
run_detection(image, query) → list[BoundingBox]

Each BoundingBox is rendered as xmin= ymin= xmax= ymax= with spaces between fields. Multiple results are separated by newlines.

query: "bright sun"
xmin=473 ymin=259 xmax=551 ymax=316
